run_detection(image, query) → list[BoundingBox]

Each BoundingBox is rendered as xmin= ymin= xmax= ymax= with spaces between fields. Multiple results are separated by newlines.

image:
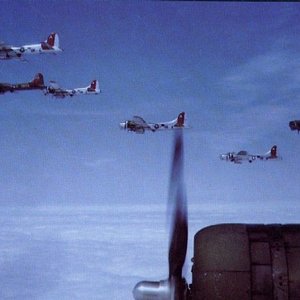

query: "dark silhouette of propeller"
xmin=133 ymin=130 xmax=188 ymax=300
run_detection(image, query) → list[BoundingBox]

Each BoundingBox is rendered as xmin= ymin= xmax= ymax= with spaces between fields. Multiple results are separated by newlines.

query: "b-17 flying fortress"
xmin=120 ymin=112 xmax=187 ymax=133
xmin=0 ymin=73 xmax=45 ymax=94
xmin=220 ymin=145 xmax=282 ymax=164
xmin=44 ymin=79 xmax=100 ymax=98
xmin=0 ymin=32 xmax=62 ymax=60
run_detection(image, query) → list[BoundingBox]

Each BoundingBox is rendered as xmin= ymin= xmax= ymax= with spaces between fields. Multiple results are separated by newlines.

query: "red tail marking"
xmin=41 ymin=33 xmax=55 ymax=50
xmin=87 ymin=80 xmax=97 ymax=92
xmin=31 ymin=73 xmax=44 ymax=86
xmin=90 ymin=80 xmax=96 ymax=90
xmin=47 ymin=33 xmax=55 ymax=47
xmin=271 ymin=146 xmax=277 ymax=157
xmin=176 ymin=112 xmax=185 ymax=127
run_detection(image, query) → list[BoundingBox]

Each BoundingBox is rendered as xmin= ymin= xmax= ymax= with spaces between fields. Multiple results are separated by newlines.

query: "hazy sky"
xmin=1 ymin=2 xmax=300 ymax=299
xmin=1 ymin=1 xmax=300 ymax=208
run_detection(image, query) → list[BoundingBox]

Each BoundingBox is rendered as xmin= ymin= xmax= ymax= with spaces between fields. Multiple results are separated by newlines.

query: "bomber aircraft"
xmin=289 ymin=120 xmax=300 ymax=133
xmin=44 ymin=79 xmax=100 ymax=98
xmin=0 ymin=73 xmax=45 ymax=94
xmin=120 ymin=112 xmax=187 ymax=134
xmin=220 ymin=145 xmax=282 ymax=164
xmin=0 ymin=32 xmax=62 ymax=60
xmin=133 ymin=131 xmax=300 ymax=300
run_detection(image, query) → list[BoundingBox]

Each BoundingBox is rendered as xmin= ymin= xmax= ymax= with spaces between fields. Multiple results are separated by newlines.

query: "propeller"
xmin=133 ymin=130 xmax=188 ymax=300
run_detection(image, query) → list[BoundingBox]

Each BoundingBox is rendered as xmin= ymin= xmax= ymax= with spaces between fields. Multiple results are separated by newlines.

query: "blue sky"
xmin=1 ymin=2 xmax=300 ymax=207
xmin=1 ymin=2 xmax=300 ymax=299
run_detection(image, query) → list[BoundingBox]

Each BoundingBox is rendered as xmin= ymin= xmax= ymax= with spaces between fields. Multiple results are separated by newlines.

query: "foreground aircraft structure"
xmin=220 ymin=145 xmax=282 ymax=164
xmin=0 ymin=73 xmax=45 ymax=94
xmin=120 ymin=112 xmax=187 ymax=134
xmin=0 ymin=32 xmax=62 ymax=60
xmin=289 ymin=120 xmax=300 ymax=133
xmin=133 ymin=132 xmax=300 ymax=300
xmin=44 ymin=79 xmax=100 ymax=98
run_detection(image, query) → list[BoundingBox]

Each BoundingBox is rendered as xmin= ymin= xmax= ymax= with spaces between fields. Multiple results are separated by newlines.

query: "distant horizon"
xmin=1 ymin=2 xmax=300 ymax=299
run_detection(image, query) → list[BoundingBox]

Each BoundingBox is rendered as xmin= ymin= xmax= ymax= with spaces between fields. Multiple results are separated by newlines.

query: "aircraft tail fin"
xmin=31 ymin=73 xmax=45 ymax=87
xmin=87 ymin=80 xmax=100 ymax=93
xmin=42 ymin=32 xmax=60 ymax=50
xmin=175 ymin=112 xmax=186 ymax=127
xmin=270 ymin=145 xmax=277 ymax=158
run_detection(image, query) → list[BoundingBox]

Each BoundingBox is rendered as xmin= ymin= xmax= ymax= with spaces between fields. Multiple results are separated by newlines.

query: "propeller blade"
xmin=132 ymin=130 xmax=188 ymax=300
xmin=168 ymin=130 xmax=188 ymax=279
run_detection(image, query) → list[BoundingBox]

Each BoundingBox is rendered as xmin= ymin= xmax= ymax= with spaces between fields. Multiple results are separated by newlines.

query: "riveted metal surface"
xmin=269 ymin=239 xmax=288 ymax=299
xmin=286 ymin=247 xmax=300 ymax=299
xmin=193 ymin=224 xmax=251 ymax=300
xmin=250 ymin=242 xmax=271 ymax=265
xmin=251 ymin=265 xmax=273 ymax=296
xmin=192 ymin=271 xmax=251 ymax=300
xmin=192 ymin=224 xmax=300 ymax=300
xmin=193 ymin=224 xmax=250 ymax=271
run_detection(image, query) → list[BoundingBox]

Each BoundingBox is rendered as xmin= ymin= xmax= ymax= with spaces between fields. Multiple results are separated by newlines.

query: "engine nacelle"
xmin=192 ymin=224 xmax=300 ymax=300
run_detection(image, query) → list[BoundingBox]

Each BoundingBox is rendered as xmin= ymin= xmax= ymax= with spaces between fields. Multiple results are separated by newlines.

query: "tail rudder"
xmin=175 ymin=112 xmax=185 ymax=127
xmin=270 ymin=145 xmax=277 ymax=158
xmin=31 ymin=73 xmax=45 ymax=87
xmin=87 ymin=80 xmax=100 ymax=93
xmin=42 ymin=32 xmax=59 ymax=49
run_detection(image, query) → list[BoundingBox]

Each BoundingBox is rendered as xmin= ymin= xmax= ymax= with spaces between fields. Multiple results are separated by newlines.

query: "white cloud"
xmin=221 ymin=49 xmax=300 ymax=106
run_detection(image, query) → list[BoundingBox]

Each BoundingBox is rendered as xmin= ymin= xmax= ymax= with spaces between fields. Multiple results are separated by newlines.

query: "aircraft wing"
xmin=237 ymin=150 xmax=248 ymax=156
xmin=232 ymin=155 xmax=242 ymax=164
xmin=0 ymin=83 xmax=12 ymax=94
xmin=0 ymin=43 xmax=16 ymax=58
xmin=47 ymin=81 xmax=68 ymax=96
xmin=0 ymin=43 xmax=13 ymax=52
xmin=132 ymin=116 xmax=148 ymax=126
xmin=53 ymin=88 xmax=70 ymax=97
xmin=48 ymin=81 xmax=60 ymax=89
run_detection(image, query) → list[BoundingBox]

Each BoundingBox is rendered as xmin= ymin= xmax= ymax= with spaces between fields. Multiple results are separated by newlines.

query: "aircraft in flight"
xmin=0 ymin=73 xmax=46 ymax=94
xmin=0 ymin=32 xmax=62 ymax=60
xmin=44 ymin=79 xmax=100 ymax=98
xmin=289 ymin=120 xmax=300 ymax=133
xmin=220 ymin=145 xmax=282 ymax=164
xmin=120 ymin=112 xmax=187 ymax=134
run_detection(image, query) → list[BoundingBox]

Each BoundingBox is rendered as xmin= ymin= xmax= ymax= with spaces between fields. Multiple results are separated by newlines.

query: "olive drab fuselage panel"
xmin=192 ymin=224 xmax=300 ymax=300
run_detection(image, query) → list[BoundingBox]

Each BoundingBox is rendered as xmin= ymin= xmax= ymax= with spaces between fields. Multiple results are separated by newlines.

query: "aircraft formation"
xmin=4 ymin=32 xmax=300 ymax=300
xmin=1 ymin=32 xmax=295 ymax=145
xmin=0 ymin=33 xmax=100 ymax=99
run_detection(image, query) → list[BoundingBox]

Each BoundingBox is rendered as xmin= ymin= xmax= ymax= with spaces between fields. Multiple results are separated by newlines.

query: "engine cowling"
xmin=192 ymin=224 xmax=300 ymax=300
